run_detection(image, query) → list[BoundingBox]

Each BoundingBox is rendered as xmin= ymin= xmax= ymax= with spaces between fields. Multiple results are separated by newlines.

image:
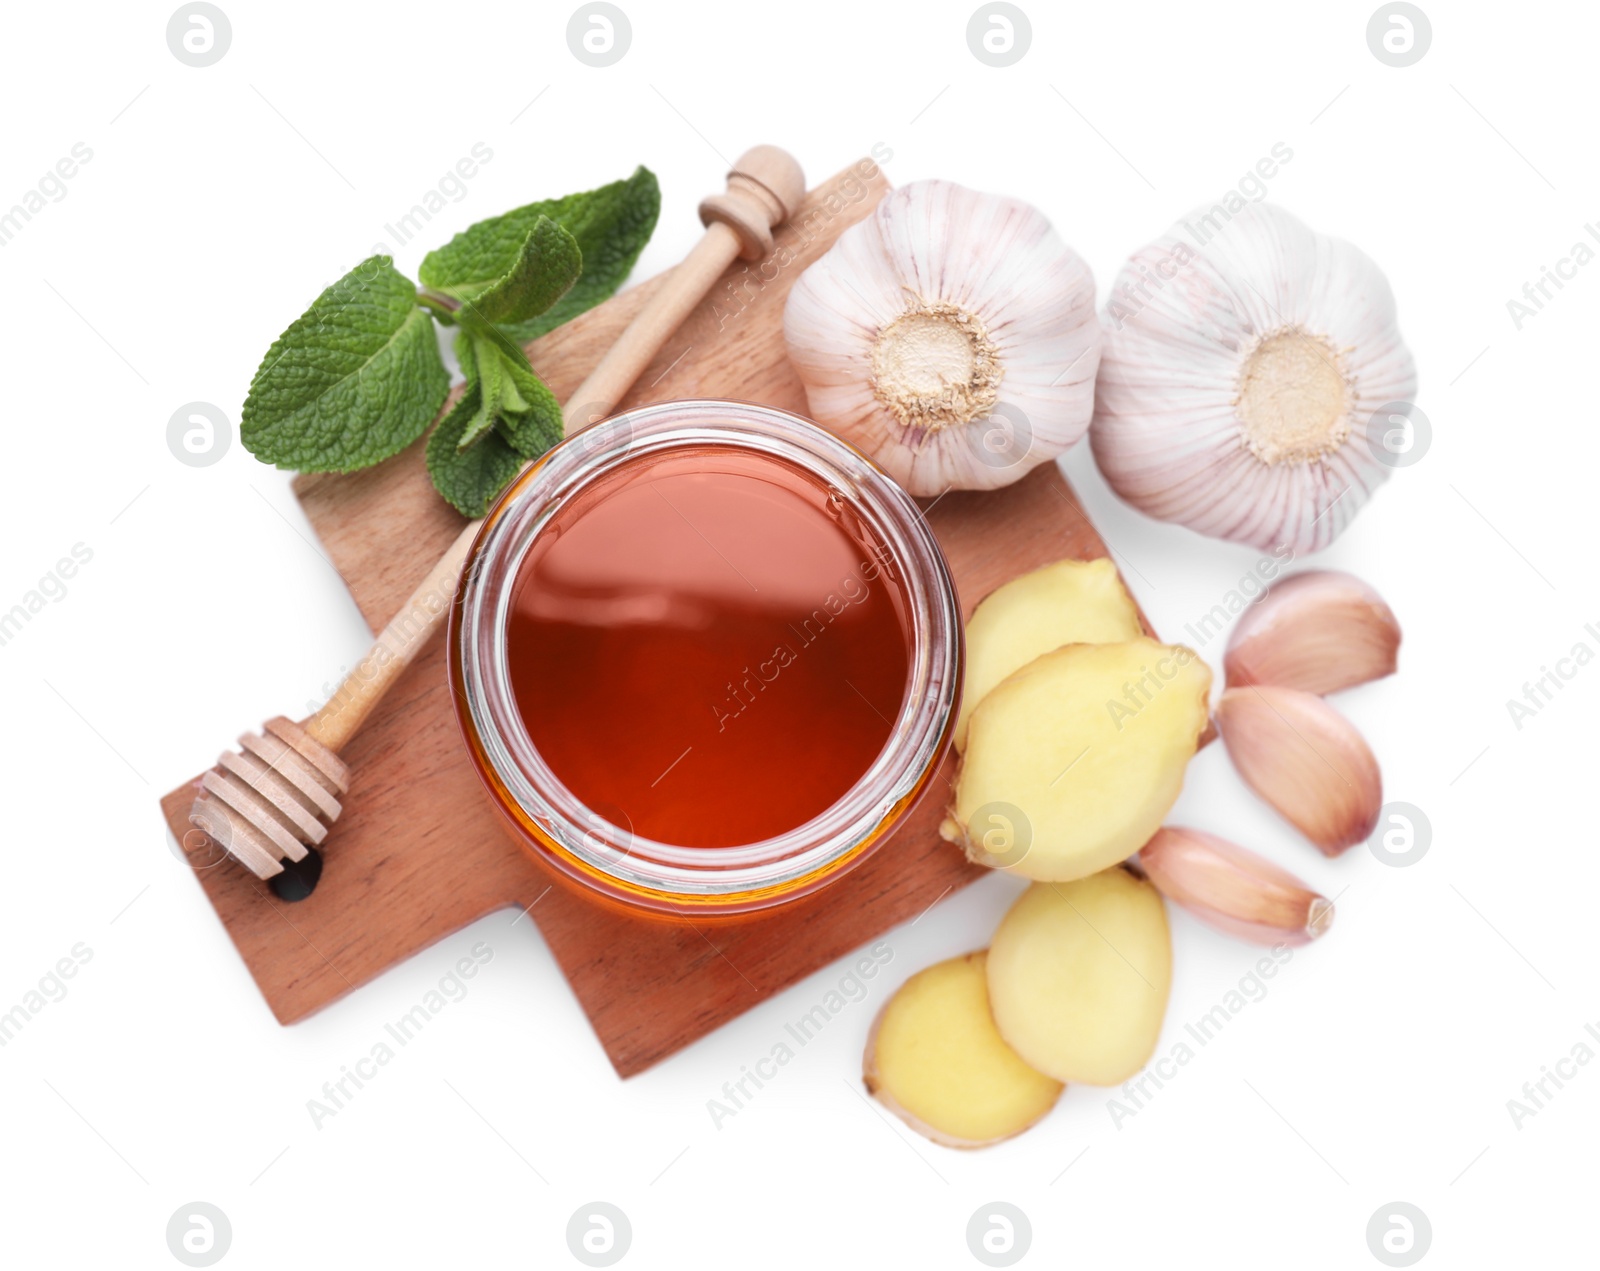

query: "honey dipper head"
xmin=187 ymin=716 xmax=348 ymax=881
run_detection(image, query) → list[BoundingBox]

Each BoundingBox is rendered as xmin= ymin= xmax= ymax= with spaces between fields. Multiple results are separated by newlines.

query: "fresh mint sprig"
xmin=240 ymin=166 xmax=660 ymax=516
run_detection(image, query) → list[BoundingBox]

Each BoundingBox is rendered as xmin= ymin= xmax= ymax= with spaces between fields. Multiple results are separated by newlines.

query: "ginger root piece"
xmin=955 ymin=558 xmax=1144 ymax=751
xmin=951 ymin=638 xmax=1212 ymax=882
xmin=987 ymin=870 xmax=1172 ymax=1085
xmin=864 ymin=951 xmax=1063 ymax=1148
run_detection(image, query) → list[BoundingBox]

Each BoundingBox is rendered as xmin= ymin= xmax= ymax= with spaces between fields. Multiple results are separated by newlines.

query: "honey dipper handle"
xmin=560 ymin=221 xmax=738 ymax=432
xmin=303 ymin=525 xmax=478 ymax=752
xmin=301 ymin=146 xmax=806 ymax=755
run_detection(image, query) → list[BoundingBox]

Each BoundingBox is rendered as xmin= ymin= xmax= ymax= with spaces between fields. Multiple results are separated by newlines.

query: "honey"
xmin=450 ymin=401 xmax=961 ymax=915
xmin=506 ymin=446 xmax=911 ymax=848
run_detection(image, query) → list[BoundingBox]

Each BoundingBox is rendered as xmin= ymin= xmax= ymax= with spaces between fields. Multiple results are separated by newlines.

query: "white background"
xmin=1 ymin=0 xmax=1592 ymax=1266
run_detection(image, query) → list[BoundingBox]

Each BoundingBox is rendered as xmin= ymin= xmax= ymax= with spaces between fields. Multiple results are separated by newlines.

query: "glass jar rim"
xmin=451 ymin=399 xmax=961 ymax=904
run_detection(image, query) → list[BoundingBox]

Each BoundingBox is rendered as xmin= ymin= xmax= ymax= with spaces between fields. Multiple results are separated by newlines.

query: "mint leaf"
xmin=241 ymin=257 xmax=448 ymax=472
xmin=434 ymin=375 xmax=483 ymax=455
xmin=496 ymin=409 xmax=562 ymax=459
xmin=429 ymin=217 xmax=581 ymax=326
xmin=428 ymin=326 xmax=562 ymax=515
xmin=451 ymin=333 xmax=496 ymax=451
xmin=422 ymin=167 xmax=661 ymax=345
xmin=468 ymin=326 xmax=563 ymax=458
xmin=426 ymin=379 xmax=524 ymax=518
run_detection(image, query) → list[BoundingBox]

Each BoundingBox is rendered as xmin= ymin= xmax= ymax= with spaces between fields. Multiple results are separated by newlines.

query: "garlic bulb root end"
xmin=870 ymin=298 xmax=1003 ymax=436
xmin=1235 ymin=327 xmax=1353 ymax=465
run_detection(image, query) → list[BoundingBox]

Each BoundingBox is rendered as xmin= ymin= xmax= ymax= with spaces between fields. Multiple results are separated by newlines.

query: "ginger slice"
xmin=952 ymin=637 xmax=1212 ymax=882
xmin=955 ymin=558 xmax=1143 ymax=751
xmin=864 ymin=951 xmax=1063 ymax=1148
xmin=986 ymin=870 xmax=1172 ymax=1086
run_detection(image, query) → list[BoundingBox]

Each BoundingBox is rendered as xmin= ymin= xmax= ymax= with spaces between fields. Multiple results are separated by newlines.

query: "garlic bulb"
xmin=1091 ymin=203 xmax=1417 ymax=553
xmin=784 ymin=180 xmax=1101 ymax=496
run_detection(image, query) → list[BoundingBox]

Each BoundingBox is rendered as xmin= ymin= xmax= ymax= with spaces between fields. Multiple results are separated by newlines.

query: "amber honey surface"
xmin=506 ymin=445 xmax=912 ymax=848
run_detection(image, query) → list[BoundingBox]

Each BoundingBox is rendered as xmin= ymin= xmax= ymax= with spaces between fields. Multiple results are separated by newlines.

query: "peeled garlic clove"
xmin=784 ymin=179 xmax=1102 ymax=496
xmin=864 ymin=951 xmax=1063 ymax=1149
xmin=1226 ymin=570 xmax=1400 ymax=694
xmin=1138 ymin=827 xmax=1333 ymax=945
xmin=1090 ymin=202 xmax=1417 ymax=554
xmin=1215 ymin=687 xmax=1381 ymax=856
xmin=956 ymin=557 xmax=1143 ymax=751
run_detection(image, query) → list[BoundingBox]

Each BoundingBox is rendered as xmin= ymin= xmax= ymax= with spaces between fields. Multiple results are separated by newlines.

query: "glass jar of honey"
xmin=450 ymin=400 xmax=961 ymax=916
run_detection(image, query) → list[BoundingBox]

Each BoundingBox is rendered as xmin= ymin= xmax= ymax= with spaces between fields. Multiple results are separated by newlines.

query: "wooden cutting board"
xmin=159 ymin=158 xmax=1143 ymax=1077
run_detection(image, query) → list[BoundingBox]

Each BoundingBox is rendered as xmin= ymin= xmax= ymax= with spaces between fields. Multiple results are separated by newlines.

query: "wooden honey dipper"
xmin=189 ymin=146 xmax=807 ymax=884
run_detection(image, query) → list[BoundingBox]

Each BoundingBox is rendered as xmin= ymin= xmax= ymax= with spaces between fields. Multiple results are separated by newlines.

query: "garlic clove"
xmin=1215 ymin=686 xmax=1381 ymax=856
xmin=1138 ymin=826 xmax=1334 ymax=945
xmin=784 ymin=179 xmax=1102 ymax=496
xmin=1225 ymin=570 xmax=1400 ymax=694
xmin=1090 ymin=202 xmax=1417 ymax=554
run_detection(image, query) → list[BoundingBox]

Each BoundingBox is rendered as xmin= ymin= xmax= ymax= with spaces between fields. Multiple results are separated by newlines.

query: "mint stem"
xmin=418 ymin=290 xmax=461 ymax=317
